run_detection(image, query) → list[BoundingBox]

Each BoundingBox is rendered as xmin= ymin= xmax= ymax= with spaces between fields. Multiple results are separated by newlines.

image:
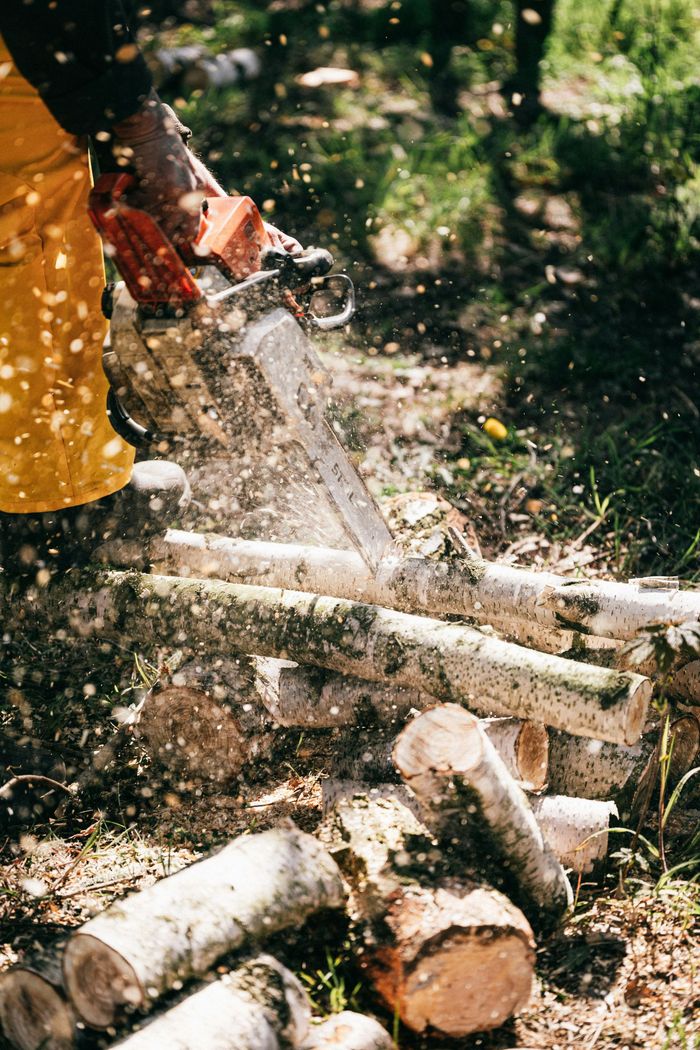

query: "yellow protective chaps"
xmin=0 ymin=39 xmax=134 ymax=514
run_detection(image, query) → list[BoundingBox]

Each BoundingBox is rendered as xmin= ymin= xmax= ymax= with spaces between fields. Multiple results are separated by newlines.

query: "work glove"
xmin=109 ymin=91 xmax=302 ymax=254
xmin=109 ymin=91 xmax=206 ymax=245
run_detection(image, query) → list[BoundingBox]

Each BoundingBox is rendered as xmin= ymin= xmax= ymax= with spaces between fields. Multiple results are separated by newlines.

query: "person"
xmin=0 ymin=2 xmax=298 ymax=827
xmin=0 ymin=1 xmax=299 ymax=578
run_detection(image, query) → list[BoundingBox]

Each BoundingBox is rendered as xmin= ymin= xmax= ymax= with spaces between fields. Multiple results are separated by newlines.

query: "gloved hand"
xmin=110 ymin=92 xmax=302 ymax=254
xmin=110 ymin=90 xmax=203 ymax=244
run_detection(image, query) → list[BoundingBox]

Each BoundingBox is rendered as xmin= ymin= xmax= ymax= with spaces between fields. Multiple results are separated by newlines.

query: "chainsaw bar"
xmin=90 ymin=174 xmax=392 ymax=571
xmin=237 ymin=309 xmax=393 ymax=571
xmin=103 ymin=285 xmax=392 ymax=571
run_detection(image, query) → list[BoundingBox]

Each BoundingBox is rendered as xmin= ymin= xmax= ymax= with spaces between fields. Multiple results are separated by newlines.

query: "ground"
xmin=2 ymin=0 xmax=700 ymax=1047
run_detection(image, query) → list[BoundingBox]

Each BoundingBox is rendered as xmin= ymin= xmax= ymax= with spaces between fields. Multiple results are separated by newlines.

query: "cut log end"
xmin=400 ymin=929 xmax=533 ymax=1036
xmin=392 ymin=703 xmax=484 ymax=778
xmin=373 ymin=885 xmax=534 ymax=1037
xmin=63 ymin=933 xmax=142 ymax=1029
xmin=625 ymin=678 xmax=653 ymax=746
xmin=0 ymin=969 xmax=74 ymax=1050
xmin=136 ymin=685 xmax=248 ymax=782
xmin=668 ymin=713 xmax=700 ymax=775
xmin=517 ymin=722 xmax=550 ymax=792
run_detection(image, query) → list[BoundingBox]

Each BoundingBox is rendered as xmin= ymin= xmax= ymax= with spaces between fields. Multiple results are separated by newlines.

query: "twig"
xmin=0 ymin=774 xmax=73 ymax=800
xmin=569 ymin=515 xmax=606 ymax=551
xmin=57 ymin=874 xmax=141 ymax=899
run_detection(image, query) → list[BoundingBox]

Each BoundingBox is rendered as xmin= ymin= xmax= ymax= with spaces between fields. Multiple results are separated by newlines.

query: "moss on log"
xmin=10 ymin=569 xmax=651 ymax=745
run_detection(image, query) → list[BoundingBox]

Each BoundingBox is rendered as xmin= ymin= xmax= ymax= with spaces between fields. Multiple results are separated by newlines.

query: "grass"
xmin=146 ymin=0 xmax=700 ymax=579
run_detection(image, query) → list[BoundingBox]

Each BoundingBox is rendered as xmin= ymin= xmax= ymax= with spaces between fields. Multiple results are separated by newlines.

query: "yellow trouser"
xmin=0 ymin=38 xmax=134 ymax=514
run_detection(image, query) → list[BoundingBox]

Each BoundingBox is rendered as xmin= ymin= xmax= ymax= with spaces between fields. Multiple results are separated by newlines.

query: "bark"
xmin=133 ymin=529 xmax=700 ymax=642
xmin=301 ymin=1012 xmax=393 ymax=1050
xmin=135 ymin=655 xmax=272 ymax=782
xmin=319 ymin=783 xmax=535 ymax=1038
xmin=16 ymin=569 xmax=651 ymax=745
xmin=253 ymin=657 xmax=429 ymax=730
xmin=393 ymin=704 xmax=573 ymax=929
xmin=0 ymin=945 xmax=74 ymax=1050
xmin=548 ymin=715 xmax=700 ymax=815
xmin=670 ymin=660 xmax=700 ymax=704
xmin=528 ymin=795 xmax=618 ymax=874
xmin=255 ymin=659 xmax=549 ymax=790
xmin=62 ymin=824 xmax=344 ymax=1029
xmin=111 ymin=955 xmax=309 ymax=1050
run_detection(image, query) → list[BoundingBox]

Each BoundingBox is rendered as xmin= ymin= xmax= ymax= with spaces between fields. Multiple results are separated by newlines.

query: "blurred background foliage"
xmin=138 ymin=0 xmax=700 ymax=576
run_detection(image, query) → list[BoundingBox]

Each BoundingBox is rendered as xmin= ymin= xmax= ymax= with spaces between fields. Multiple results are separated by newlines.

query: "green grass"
xmin=131 ymin=3 xmax=700 ymax=572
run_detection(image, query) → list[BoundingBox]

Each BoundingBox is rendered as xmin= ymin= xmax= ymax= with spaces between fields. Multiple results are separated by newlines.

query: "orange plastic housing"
xmin=187 ymin=195 xmax=272 ymax=280
xmin=88 ymin=173 xmax=272 ymax=310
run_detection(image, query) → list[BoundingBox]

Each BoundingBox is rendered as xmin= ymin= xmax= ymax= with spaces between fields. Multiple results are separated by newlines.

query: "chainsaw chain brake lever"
xmin=259 ymin=246 xmax=356 ymax=330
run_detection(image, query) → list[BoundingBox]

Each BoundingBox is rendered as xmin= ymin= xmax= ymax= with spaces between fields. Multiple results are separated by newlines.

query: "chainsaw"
xmin=87 ymin=173 xmax=392 ymax=572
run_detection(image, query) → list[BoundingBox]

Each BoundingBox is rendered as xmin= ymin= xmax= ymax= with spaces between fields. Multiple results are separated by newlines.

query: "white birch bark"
xmin=548 ymin=715 xmax=700 ymax=805
xmin=301 ymin=1012 xmax=393 ymax=1050
xmin=135 ymin=530 xmax=700 ymax=642
xmin=548 ymin=731 xmax=653 ymax=801
xmin=319 ymin=782 xmax=535 ymax=1038
xmin=528 ymin=795 xmax=618 ymax=874
xmin=253 ymin=658 xmax=429 ymax=729
xmin=26 ymin=570 xmax=652 ymax=745
xmin=62 ymin=824 xmax=344 ymax=1029
xmin=110 ymin=955 xmax=309 ymax=1050
xmin=393 ymin=704 xmax=573 ymax=928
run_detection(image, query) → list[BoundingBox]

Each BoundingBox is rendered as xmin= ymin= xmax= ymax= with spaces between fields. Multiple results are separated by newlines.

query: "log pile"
xmin=3 ymin=524 xmax=700 ymax=1047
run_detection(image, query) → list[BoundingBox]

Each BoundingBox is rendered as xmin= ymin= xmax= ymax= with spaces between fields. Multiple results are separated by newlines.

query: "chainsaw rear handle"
xmin=89 ymin=172 xmax=203 ymax=309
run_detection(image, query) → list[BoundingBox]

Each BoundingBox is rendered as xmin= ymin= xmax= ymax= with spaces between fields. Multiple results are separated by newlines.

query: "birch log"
xmin=18 ymin=570 xmax=651 ymax=745
xmin=62 ymin=824 xmax=344 ymax=1028
xmin=529 ymin=796 xmax=618 ymax=874
xmin=0 ymin=945 xmax=74 ymax=1050
xmin=482 ymin=718 xmax=549 ymax=792
xmin=301 ymin=1012 xmax=393 ymax=1050
xmin=253 ymin=658 xmax=428 ymax=729
xmin=320 ymin=783 xmax=535 ymax=1038
xmin=393 ymin=705 xmax=572 ymax=928
xmin=255 ymin=659 xmax=550 ymax=790
xmin=111 ymin=955 xmax=309 ymax=1050
xmin=137 ymin=530 xmax=700 ymax=641
xmin=548 ymin=715 xmax=700 ymax=809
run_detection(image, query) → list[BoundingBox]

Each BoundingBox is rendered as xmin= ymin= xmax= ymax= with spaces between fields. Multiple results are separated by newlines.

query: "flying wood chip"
xmin=296 ymin=67 xmax=360 ymax=89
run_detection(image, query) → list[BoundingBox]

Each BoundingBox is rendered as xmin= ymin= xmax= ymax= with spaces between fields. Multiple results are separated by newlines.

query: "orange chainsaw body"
xmin=88 ymin=172 xmax=272 ymax=309
xmin=189 ymin=194 xmax=270 ymax=280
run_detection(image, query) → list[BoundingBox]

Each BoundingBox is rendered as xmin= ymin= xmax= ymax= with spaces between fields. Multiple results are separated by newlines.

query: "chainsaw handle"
xmin=260 ymin=246 xmax=334 ymax=280
xmin=307 ymin=273 xmax=356 ymax=331
xmin=88 ymin=172 xmax=203 ymax=310
xmin=89 ymin=172 xmax=272 ymax=309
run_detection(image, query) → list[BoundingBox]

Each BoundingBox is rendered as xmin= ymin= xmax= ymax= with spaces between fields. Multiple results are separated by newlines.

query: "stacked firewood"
xmin=0 ymin=825 xmax=394 ymax=1050
xmin=2 ymin=519 xmax=699 ymax=1046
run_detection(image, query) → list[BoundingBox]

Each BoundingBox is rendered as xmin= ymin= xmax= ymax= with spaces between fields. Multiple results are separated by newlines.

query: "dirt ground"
xmin=2 ymin=342 xmax=699 ymax=1050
